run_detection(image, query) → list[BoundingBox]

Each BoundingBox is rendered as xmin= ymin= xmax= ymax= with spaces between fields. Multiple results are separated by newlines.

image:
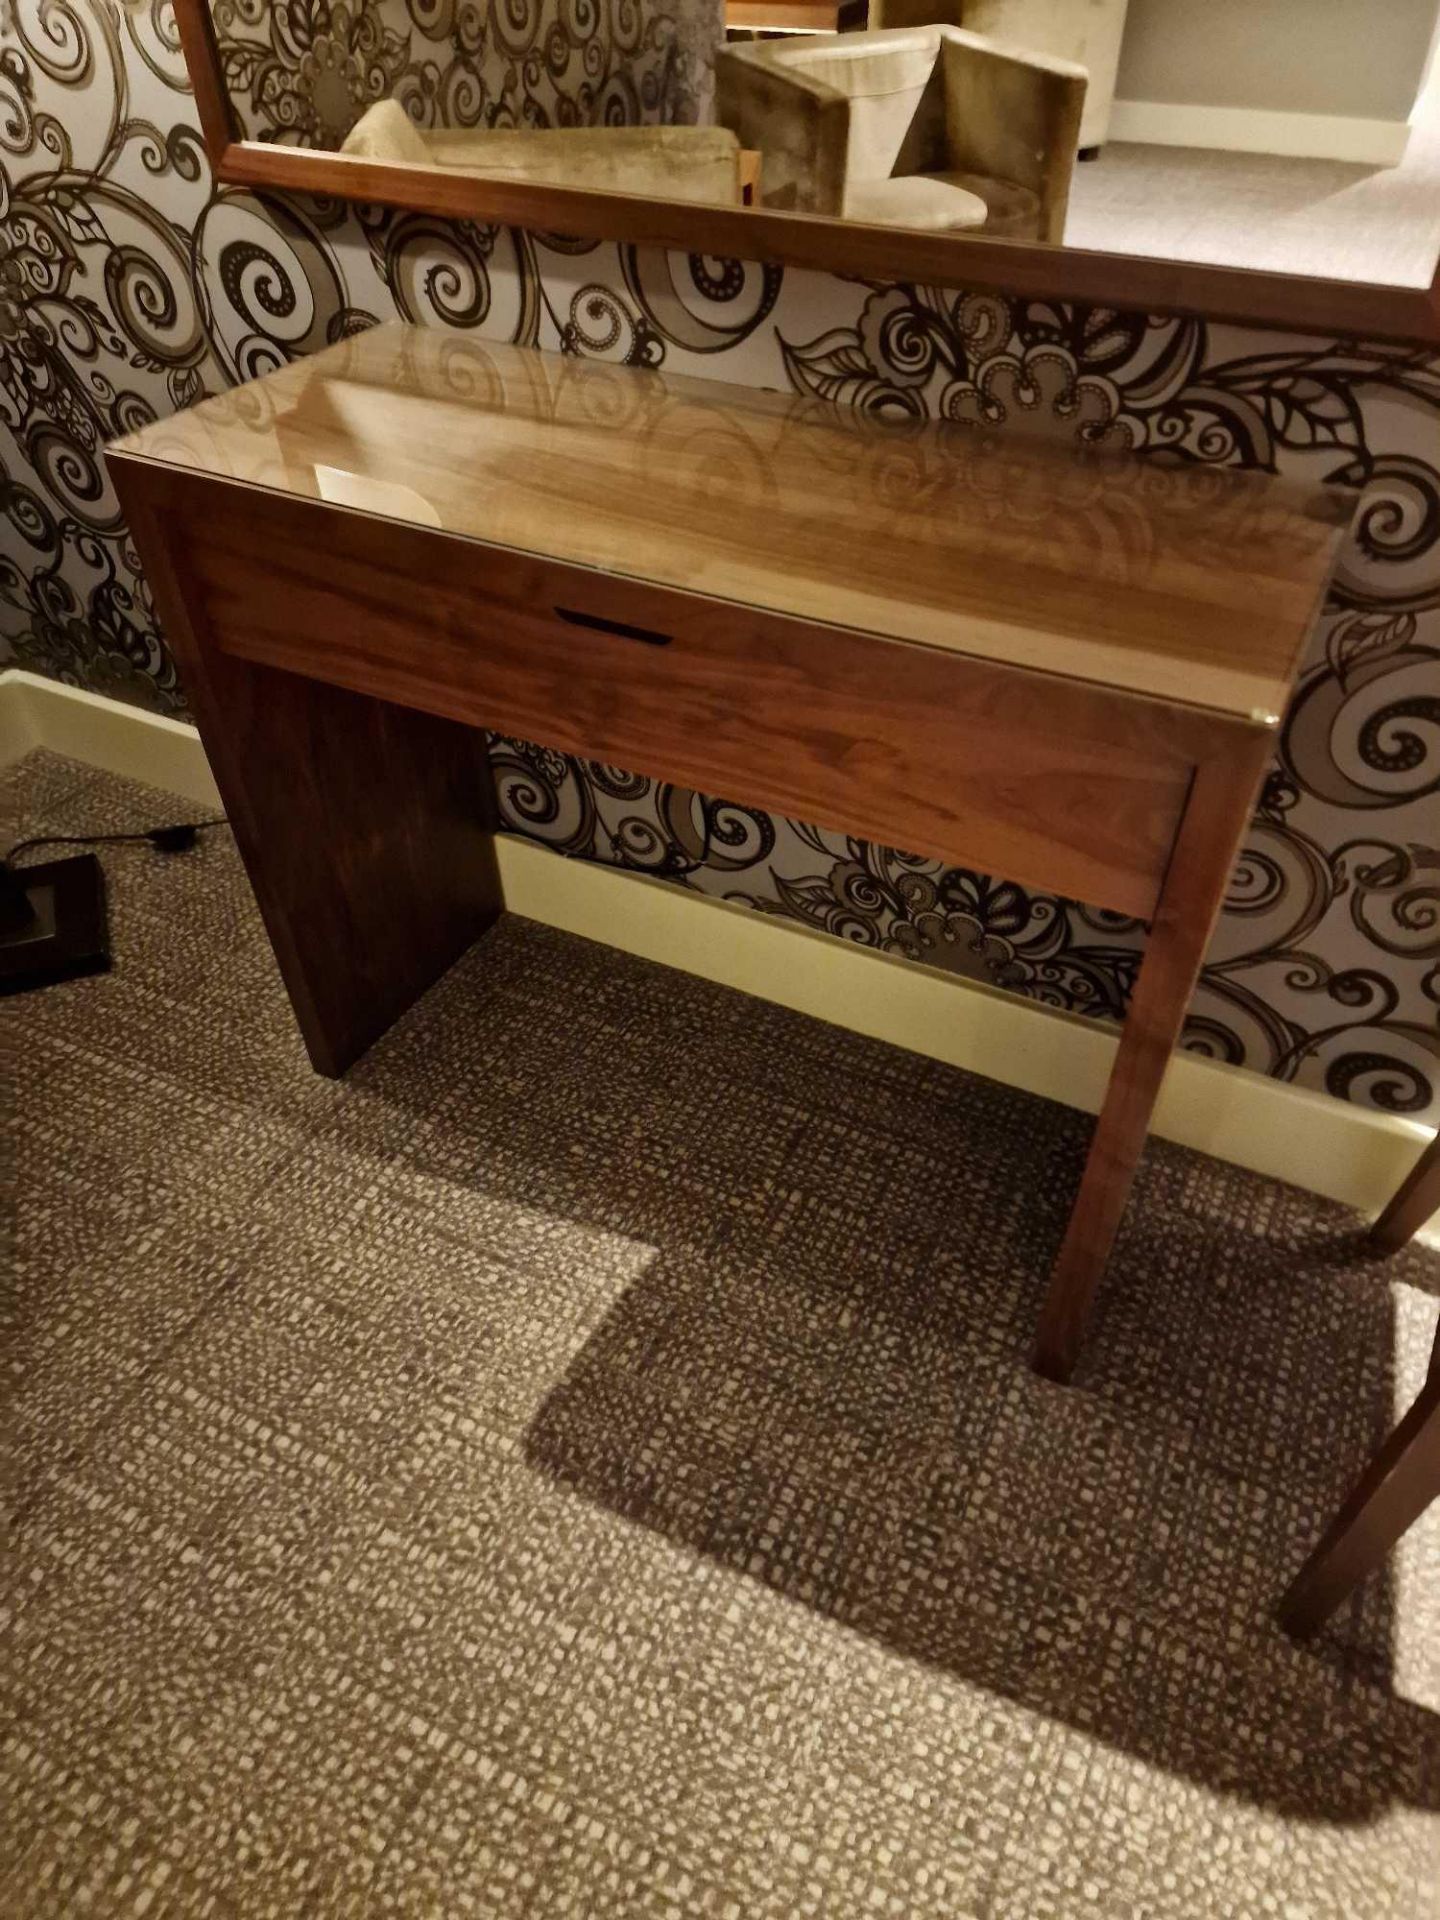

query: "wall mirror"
xmin=177 ymin=0 xmax=1440 ymax=341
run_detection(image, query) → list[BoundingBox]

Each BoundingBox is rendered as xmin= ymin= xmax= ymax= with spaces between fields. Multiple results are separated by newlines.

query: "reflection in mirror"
xmin=210 ymin=1 xmax=1440 ymax=284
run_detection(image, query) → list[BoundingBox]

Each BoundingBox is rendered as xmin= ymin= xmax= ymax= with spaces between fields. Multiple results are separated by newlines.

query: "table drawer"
xmin=166 ymin=475 xmax=1200 ymax=919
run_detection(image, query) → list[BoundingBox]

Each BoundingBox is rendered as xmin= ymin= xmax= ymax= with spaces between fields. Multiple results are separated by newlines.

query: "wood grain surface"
xmin=1279 ymin=1314 xmax=1440 ymax=1637
xmin=106 ymin=326 xmax=1350 ymax=1377
xmin=108 ymin=326 xmax=1353 ymax=722
xmin=111 ymin=476 xmax=503 ymax=1077
xmin=129 ymin=467 xmax=1223 ymax=920
xmin=1031 ymin=728 xmax=1276 ymax=1382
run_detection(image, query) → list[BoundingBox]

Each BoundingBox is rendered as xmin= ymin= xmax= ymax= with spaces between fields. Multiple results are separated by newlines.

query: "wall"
xmin=211 ymin=0 xmax=721 ymax=145
xmin=1 ymin=0 xmax=1437 ymax=1122
xmin=1116 ymin=0 xmax=1440 ymax=122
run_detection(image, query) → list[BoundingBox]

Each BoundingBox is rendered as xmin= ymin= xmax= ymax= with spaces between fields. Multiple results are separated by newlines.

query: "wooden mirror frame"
xmin=176 ymin=0 xmax=1439 ymax=346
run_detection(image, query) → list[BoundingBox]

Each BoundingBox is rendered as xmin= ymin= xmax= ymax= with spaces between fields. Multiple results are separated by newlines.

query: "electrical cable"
xmin=4 ymin=819 xmax=229 ymax=864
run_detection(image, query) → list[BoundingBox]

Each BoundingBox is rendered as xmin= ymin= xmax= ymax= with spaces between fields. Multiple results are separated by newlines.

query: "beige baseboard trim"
xmin=0 ymin=669 xmax=223 ymax=809
xmin=0 ymin=670 xmax=41 ymax=769
xmin=3 ymin=669 xmax=1432 ymax=1230
xmin=1107 ymin=99 xmax=1411 ymax=166
xmin=500 ymin=838 xmax=1434 ymax=1232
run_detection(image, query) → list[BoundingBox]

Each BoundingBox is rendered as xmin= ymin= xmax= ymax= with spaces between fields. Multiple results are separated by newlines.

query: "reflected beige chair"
xmin=715 ymin=26 xmax=1085 ymax=236
xmin=341 ymin=100 xmax=745 ymax=206
xmin=869 ymin=0 xmax=1129 ymax=151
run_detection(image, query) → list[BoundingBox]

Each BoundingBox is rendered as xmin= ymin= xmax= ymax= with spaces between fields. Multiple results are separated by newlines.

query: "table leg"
xmin=1370 ymin=1135 xmax=1440 ymax=1252
xmin=1032 ymin=734 xmax=1273 ymax=1383
xmin=1278 ymin=1322 xmax=1440 ymax=1638
xmin=121 ymin=491 xmax=502 ymax=1077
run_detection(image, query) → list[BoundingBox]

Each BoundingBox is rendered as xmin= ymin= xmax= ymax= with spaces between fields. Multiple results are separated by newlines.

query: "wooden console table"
xmin=107 ymin=325 xmax=1353 ymax=1380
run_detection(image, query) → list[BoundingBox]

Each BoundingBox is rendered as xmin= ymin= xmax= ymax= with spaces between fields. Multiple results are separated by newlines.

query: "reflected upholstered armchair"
xmin=715 ymin=26 xmax=1085 ymax=236
xmin=868 ymin=0 xmax=1128 ymax=152
xmin=341 ymin=101 xmax=745 ymax=206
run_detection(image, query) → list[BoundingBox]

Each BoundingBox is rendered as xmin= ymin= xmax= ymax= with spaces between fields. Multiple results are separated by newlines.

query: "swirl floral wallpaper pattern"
xmin=1 ymin=0 xmax=1437 ymax=1119
xmin=212 ymin=0 xmax=721 ymax=146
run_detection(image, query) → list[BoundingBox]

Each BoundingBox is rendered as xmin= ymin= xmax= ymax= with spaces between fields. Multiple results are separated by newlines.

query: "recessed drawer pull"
xmin=555 ymin=606 xmax=673 ymax=647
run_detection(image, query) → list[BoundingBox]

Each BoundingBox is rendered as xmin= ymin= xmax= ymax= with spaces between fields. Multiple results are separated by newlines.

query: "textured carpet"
xmin=1065 ymin=71 xmax=1440 ymax=285
xmin=3 ymin=748 xmax=1439 ymax=1918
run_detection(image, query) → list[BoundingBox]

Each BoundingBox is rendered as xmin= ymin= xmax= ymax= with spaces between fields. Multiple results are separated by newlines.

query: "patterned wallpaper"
xmin=1 ymin=0 xmax=1437 ymax=1119
xmin=212 ymin=0 xmax=721 ymax=145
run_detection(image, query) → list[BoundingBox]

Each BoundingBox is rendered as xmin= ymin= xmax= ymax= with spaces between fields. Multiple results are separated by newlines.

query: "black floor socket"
xmin=0 ymin=854 xmax=110 ymax=993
